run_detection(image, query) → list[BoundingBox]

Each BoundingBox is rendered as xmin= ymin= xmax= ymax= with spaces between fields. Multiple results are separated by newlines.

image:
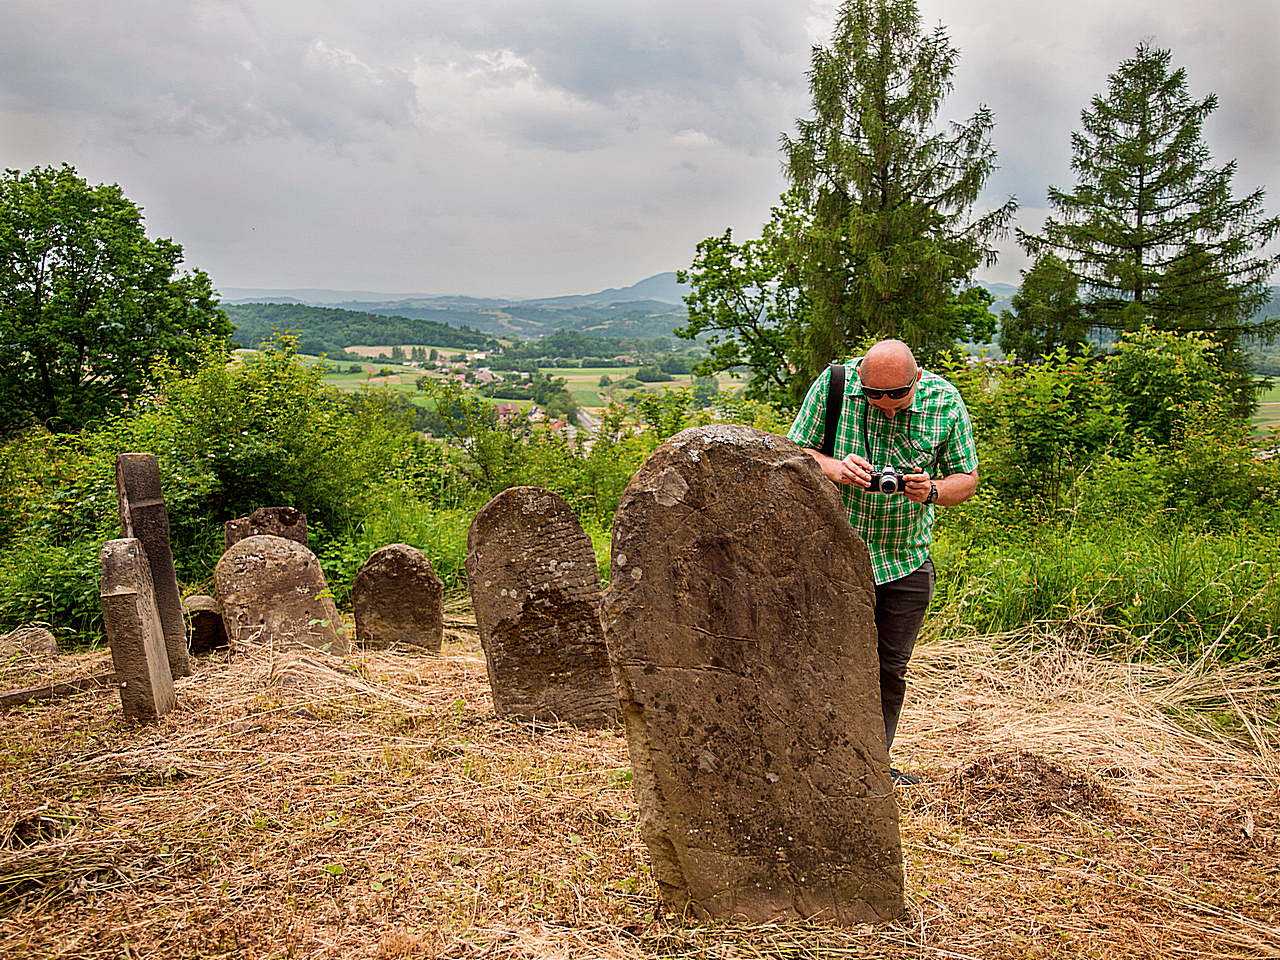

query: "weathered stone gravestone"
xmin=183 ymin=595 xmax=229 ymax=655
xmin=100 ymin=539 xmax=177 ymax=721
xmin=224 ymin=507 xmax=308 ymax=551
xmin=116 ymin=453 xmax=190 ymax=677
xmin=602 ymin=424 xmax=903 ymax=924
xmin=0 ymin=625 xmax=58 ymax=660
xmin=352 ymin=544 xmax=445 ymax=651
xmin=466 ymin=486 xmax=616 ymax=727
xmin=214 ymin=536 xmax=347 ymax=653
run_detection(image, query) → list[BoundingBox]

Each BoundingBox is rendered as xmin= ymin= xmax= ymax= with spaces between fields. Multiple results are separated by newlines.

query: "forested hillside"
xmin=223 ymin=303 xmax=494 ymax=356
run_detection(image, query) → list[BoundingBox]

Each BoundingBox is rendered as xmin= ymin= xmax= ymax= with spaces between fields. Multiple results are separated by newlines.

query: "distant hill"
xmin=222 ymin=302 xmax=493 ymax=355
xmin=218 ymin=274 xmax=1277 ymax=355
xmin=522 ymin=272 xmax=689 ymax=307
xmin=219 ymin=273 xmax=692 ymax=343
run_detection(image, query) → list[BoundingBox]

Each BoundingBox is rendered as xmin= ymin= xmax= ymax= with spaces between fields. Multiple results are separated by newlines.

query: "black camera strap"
xmin=820 ymin=363 xmax=845 ymax=458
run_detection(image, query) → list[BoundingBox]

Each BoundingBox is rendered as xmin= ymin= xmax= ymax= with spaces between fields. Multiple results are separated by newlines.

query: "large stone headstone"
xmin=602 ymin=424 xmax=903 ymax=924
xmin=466 ymin=486 xmax=616 ymax=727
xmin=352 ymin=544 xmax=445 ymax=651
xmin=214 ymin=536 xmax=347 ymax=653
xmin=224 ymin=507 xmax=308 ymax=551
xmin=100 ymin=539 xmax=177 ymax=721
xmin=116 ymin=453 xmax=190 ymax=677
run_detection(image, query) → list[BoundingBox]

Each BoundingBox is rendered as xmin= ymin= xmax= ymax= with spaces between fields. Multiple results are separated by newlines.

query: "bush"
xmin=634 ymin=365 xmax=673 ymax=383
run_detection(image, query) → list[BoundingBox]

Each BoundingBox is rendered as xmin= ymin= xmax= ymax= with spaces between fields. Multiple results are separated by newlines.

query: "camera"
xmin=868 ymin=465 xmax=905 ymax=494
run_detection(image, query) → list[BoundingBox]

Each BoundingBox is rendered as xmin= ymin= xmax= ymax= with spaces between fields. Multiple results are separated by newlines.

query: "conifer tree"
xmin=780 ymin=0 xmax=1016 ymax=370
xmin=998 ymin=254 xmax=1089 ymax=362
xmin=1025 ymin=43 xmax=1279 ymax=408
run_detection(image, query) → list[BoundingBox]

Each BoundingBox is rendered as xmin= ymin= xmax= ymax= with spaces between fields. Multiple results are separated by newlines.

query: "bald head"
xmin=860 ymin=340 xmax=918 ymax=384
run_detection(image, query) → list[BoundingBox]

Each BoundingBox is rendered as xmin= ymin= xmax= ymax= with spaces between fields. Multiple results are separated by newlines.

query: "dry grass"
xmin=1 ymin=610 xmax=1278 ymax=960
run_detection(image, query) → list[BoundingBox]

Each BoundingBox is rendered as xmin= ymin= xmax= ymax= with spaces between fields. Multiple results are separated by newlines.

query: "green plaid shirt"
xmin=787 ymin=358 xmax=978 ymax=585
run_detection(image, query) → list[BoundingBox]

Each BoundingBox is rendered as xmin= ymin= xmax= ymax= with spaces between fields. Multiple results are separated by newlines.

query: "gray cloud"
xmin=0 ymin=0 xmax=1274 ymax=294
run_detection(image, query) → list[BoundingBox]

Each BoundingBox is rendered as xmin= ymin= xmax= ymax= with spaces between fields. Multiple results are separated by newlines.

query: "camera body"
xmin=868 ymin=465 xmax=906 ymax=494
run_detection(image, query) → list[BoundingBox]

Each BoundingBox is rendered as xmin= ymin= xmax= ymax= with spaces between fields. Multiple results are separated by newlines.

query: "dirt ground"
xmin=1 ymin=615 xmax=1277 ymax=960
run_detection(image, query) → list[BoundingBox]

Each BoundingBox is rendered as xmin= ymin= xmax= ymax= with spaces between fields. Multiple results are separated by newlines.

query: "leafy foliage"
xmin=675 ymin=212 xmax=810 ymax=406
xmin=967 ymin=351 xmax=1127 ymax=510
xmin=0 ymin=164 xmax=231 ymax=434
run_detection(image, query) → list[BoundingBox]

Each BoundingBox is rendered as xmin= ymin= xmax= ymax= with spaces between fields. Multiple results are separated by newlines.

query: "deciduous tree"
xmin=0 ymin=164 xmax=231 ymax=433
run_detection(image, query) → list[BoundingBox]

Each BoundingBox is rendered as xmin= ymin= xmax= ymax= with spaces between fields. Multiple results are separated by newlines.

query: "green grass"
xmin=932 ymin=517 xmax=1280 ymax=662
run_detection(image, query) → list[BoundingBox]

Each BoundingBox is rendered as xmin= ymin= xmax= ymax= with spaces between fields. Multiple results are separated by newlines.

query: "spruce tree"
xmin=1026 ymin=42 xmax=1279 ymax=408
xmin=780 ymin=0 xmax=1016 ymax=370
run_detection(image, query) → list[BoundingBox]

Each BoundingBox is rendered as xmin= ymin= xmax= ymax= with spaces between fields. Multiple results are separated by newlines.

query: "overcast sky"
xmin=3 ymin=0 xmax=1277 ymax=299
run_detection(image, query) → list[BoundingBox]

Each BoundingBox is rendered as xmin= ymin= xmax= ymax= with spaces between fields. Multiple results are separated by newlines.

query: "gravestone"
xmin=214 ymin=535 xmax=347 ymax=653
xmin=224 ymin=507 xmax=308 ymax=550
xmin=0 ymin=626 xmax=58 ymax=660
xmin=466 ymin=486 xmax=616 ymax=727
xmin=602 ymin=424 xmax=903 ymax=924
xmin=183 ymin=595 xmax=230 ymax=655
xmin=352 ymin=544 xmax=445 ymax=651
xmin=100 ymin=539 xmax=176 ymax=721
xmin=116 ymin=453 xmax=190 ymax=677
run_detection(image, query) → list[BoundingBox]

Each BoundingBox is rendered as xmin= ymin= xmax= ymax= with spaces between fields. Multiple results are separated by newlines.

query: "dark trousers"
xmin=875 ymin=557 xmax=935 ymax=752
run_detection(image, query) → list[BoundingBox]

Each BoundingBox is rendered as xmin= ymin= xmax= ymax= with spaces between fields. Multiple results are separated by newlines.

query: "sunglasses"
xmin=858 ymin=380 xmax=915 ymax=400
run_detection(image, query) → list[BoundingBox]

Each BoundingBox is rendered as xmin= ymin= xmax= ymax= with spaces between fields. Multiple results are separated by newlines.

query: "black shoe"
xmin=891 ymin=767 xmax=921 ymax=786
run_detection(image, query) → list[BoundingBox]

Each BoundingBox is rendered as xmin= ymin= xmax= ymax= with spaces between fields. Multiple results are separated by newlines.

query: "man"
xmin=787 ymin=339 xmax=978 ymax=784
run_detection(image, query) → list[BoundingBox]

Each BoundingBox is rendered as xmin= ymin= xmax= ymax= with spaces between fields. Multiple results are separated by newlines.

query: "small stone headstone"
xmin=352 ymin=544 xmax=445 ymax=651
xmin=0 ymin=626 xmax=58 ymax=660
xmin=100 ymin=539 xmax=177 ymax=721
xmin=224 ymin=507 xmax=309 ymax=551
xmin=116 ymin=453 xmax=190 ymax=678
xmin=602 ymin=424 xmax=903 ymax=924
xmin=466 ymin=486 xmax=616 ymax=727
xmin=214 ymin=535 xmax=347 ymax=653
xmin=183 ymin=595 xmax=230 ymax=655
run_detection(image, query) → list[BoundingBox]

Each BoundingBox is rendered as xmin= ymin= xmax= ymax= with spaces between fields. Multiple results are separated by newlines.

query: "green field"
xmin=311 ymin=354 xmax=715 ymax=408
xmin=1253 ymin=382 xmax=1280 ymax=436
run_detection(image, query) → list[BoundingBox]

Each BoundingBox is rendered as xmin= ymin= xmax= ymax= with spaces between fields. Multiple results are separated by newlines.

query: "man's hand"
xmin=807 ymin=449 xmax=873 ymax=488
xmin=903 ymin=471 xmax=933 ymax=503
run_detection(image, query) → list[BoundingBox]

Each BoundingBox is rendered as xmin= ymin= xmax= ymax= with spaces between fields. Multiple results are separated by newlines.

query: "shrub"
xmin=634 ymin=365 xmax=673 ymax=383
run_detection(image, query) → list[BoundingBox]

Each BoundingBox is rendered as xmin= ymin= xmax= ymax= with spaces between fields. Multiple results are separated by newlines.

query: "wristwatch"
xmin=925 ymin=482 xmax=938 ymax=505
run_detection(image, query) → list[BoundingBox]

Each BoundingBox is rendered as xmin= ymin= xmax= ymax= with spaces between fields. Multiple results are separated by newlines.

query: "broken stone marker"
xmin=183 ymin=595 xmax=230 ymax=655
xmin=352 ymin=544 xmax=445 ymax=651
xmin=602 ymin=424 xmax=903 ymax=924
xmin=214 ymin=535 xmax=347 ymax=653
xmin=100 ymin=539 xmax=177 ymax=722
xmin=224 ymin=506 xmax=309 ymax=551
xmin=466 ymin=486 xmax=616 ymax=727
xmin=116 ymin=453 xmax=190 ymax=677
xmin=0 ymin=625 xmax=58 ymax=660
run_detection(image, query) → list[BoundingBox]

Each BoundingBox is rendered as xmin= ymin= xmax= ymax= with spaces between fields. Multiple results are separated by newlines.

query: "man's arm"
xmin=802 ymin=446 xmax=978 ymax=506
xmin=903 ymin=468 xmax=978 ymax=506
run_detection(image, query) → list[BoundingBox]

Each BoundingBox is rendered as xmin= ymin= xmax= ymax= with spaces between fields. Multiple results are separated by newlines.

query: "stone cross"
xmin=602 ymin=424 xmax=904 ymax=924
xmin=100 ymin=539 xmax=177 ymax=721
xmin=466 ymin=486 xmax=616 ymax=727
xmin=115 ymin=453 xmax=190 ymax=677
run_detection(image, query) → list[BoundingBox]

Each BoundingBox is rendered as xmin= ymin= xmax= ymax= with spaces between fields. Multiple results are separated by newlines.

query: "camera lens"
xmin=880 ymin=474 xmax=898 ymax=493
